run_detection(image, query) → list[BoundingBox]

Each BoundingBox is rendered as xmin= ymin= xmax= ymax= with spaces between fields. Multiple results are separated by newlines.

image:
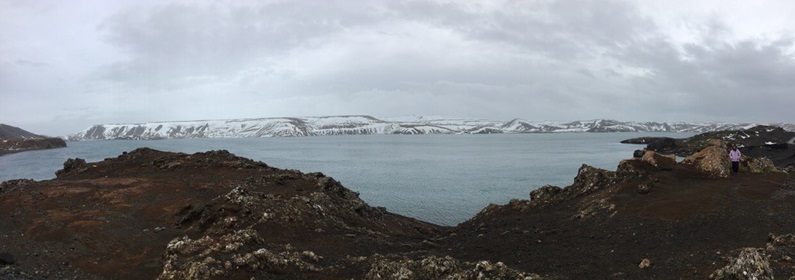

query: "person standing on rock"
xmin=729 ymin=145 xmax=741 ymax=174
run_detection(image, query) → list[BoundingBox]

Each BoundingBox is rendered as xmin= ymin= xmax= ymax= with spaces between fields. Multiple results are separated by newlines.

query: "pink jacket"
xmin=729 ymin=149 xmax=741 ymax=162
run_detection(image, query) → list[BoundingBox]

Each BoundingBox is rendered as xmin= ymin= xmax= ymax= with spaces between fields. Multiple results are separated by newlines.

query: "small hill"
xmin=0 ymin=124 xmax=66 ymax=155
xmin=0 ymin=124 xmax=45 ymax=140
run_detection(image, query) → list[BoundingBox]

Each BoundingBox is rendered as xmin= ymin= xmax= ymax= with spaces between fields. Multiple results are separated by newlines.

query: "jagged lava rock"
xmin=641 ymin=151 xmax=677 ymax=171
xmin=363 ymin=255 xmax=541 ymax=280
xmin=0 ymin=137 xmax=66 ymax=155
xmin=441 ymin=141 xmax=794 ymax=279
xmin=0 ymin=148 xmax=446 ymax=279
xmin=741 ymin=155 xmax=778 ymax=173
xmin=682 ymin=139 xmax=732 ymax=177
xmin=54 ymin=157 xmax=87 ymax=177
xmin=710 ymin=248 xmax=773 ymax=280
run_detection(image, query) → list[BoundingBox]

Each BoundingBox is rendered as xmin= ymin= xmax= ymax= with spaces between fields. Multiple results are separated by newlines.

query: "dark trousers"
xmin=731 ymin=161 xmax=739 ymax=173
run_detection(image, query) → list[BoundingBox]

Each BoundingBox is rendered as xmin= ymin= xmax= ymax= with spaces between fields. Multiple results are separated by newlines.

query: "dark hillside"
xmin=0 ymin=124 xmax=44 ymax=140
xmin=623 ymin=125 xmax=795 ymax=167
xmin=0 ymin=124 xmax=66 ymax=155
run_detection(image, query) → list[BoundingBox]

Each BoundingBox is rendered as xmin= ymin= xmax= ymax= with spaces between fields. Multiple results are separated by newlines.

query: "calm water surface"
xmin=0 ymin=133 xmax=693 ymax=225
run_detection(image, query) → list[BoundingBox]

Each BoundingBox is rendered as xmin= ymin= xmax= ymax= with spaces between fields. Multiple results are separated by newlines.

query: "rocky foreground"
xmin=1 ymin=139 xmax=795 ymax=279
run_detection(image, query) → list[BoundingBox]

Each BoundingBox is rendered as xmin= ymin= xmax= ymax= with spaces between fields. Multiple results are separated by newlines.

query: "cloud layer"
xmin=2 ymin=0 xmax=794 ymax=135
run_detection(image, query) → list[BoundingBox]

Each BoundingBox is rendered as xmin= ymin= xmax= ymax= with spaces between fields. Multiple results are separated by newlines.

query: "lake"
xmin=0 ymin=133 xmax=693 ymax=225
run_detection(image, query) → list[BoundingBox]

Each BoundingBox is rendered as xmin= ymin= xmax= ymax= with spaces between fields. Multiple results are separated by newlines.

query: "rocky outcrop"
xmin=742 ymin=156 xmax=778 ymax=173
xmin=710 ymin=233 xmax=795 ymax=279
xmin=159 ymin=229 xmax=323 ymax=279
xmin=682 ymin=139 xmax=732 ymax=177
xmin=0 ymin=148 xmax=456 ymax=279
xmin=0 ymin=124 xmax=44 ymax=140
xmin=525 ymin=165 xmax=618 ymax=209
xmin=680 ymin=138 xmax=781 ymax=177
xmin=641 ymin=151 xmax=676 ymax=171
xmin=54 ymin=158 xmax=87 ymax=177
xmin=710 ymin=248 xmax=773 ymax=280
xmin=364 ymin=255 xmax=541 ymax=280
xmin=0 ymin=124 xmax=66 ymax=155
xmin=446 ymin=138 xmax=795 ymax=279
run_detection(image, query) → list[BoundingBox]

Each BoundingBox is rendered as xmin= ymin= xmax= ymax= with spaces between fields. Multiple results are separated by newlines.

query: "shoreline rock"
xmin=0 ymin=138 xmax=66 ymax=156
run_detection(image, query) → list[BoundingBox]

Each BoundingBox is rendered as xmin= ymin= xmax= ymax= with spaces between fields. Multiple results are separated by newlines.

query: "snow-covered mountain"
xmin=65 ymin=115 xmax=790 ymax=140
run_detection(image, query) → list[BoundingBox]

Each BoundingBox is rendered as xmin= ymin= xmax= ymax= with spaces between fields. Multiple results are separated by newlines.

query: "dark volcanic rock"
xmin=0 ymin=252 xmax=15 ymax=265
xmin=709 ymin=233 xmax=795 ymax=279
xmin=55 ymin=158 xmax=87 ymax=177
xmin=681 ymin=139 xmax=780 ymax=177
xmin=364 ymin=255 xmax=541 ymax=280
xmin=682 ymin=139 xmax=732 ymax=178
xmin=641 ymin=151 xmax=677 ymax=171
xmin=0 ymin=137 xmax=66 ymax=156
xmin=0 ymin=124 xmax=66 ymax=155
xmin=0 ymin=148 xmax=454 ymax=279
xmin=622 ymin=137 xmax=679 ymax=154
xmin=742 ymin=143 xmax=795 ymax=168
xmin=637 ymin=181 xmax=654 ymax=194
xmin=529 ymin=185 xmax=563 ymax=206
xmin=0 ymin=124 xmax=43 ymax=140
xmin=442 ymin=142 xmax=794 ymax=279
xmin=710 ymin=248 xmax=773 ymax=280
xmin=2 ymin=143 xmax=795 ymax=279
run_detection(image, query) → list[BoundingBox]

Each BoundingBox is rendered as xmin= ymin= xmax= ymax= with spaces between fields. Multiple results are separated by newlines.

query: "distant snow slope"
xmin=65 ymin=115 xmax=791 ymax=140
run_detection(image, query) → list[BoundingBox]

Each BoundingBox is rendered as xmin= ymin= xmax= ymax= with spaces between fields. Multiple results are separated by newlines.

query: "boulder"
xmin=633 ymin=149 xmax=645 ymax=158
xmin=55 ymin=158 xmax=87 ymax=177
xmin=637 ymin=182 xmax=654 ymax=194
xmin=682 ymin=139 xmax=731 ymax=178
xmin=641 ymin=151 xmax=676 ymax=171
xmin=741 ymin=156 xmax=778 ymax=173
xmin=529 ymin=185 xmax=562 ymax=205
xmin=709 ymin=248 xmax=773 ymax=280
xmin=616 ymin=159 xmax=654 ymax=179
xmin=638 ymin=258 xmax=651 ymax=269
xmin=569 ymin=164 xmax=618 ymax=197
xmin=364 ymin=256 xmax=541 ymax=280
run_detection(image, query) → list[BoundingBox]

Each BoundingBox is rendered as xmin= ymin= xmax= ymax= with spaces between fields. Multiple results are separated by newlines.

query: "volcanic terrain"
xmin=1 ymin=132 xmax=794 ymax=279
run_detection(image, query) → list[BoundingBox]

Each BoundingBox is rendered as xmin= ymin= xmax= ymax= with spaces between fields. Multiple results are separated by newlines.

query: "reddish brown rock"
xmin=641 ymin=151 xmax=677 ymax=171
xmin=682 ymin=139 xmax=731 ymax=177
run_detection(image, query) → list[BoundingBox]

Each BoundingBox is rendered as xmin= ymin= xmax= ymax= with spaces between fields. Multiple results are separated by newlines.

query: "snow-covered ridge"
xmin=65 ymin=115 xmax=793 ymax=140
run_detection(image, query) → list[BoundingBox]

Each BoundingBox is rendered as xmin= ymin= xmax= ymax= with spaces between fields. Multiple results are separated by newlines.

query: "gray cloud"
xmin=2 ymin=0 xmax=794 ymax=136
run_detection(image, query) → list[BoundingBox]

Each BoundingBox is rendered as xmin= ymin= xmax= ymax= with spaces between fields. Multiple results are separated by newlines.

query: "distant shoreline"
xmin=0 ymin=138 xmax=67 ymax=156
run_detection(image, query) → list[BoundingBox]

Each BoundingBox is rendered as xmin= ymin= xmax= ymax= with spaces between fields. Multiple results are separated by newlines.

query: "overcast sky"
xmin=2 ymin=0 xmax=794 ymax=136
